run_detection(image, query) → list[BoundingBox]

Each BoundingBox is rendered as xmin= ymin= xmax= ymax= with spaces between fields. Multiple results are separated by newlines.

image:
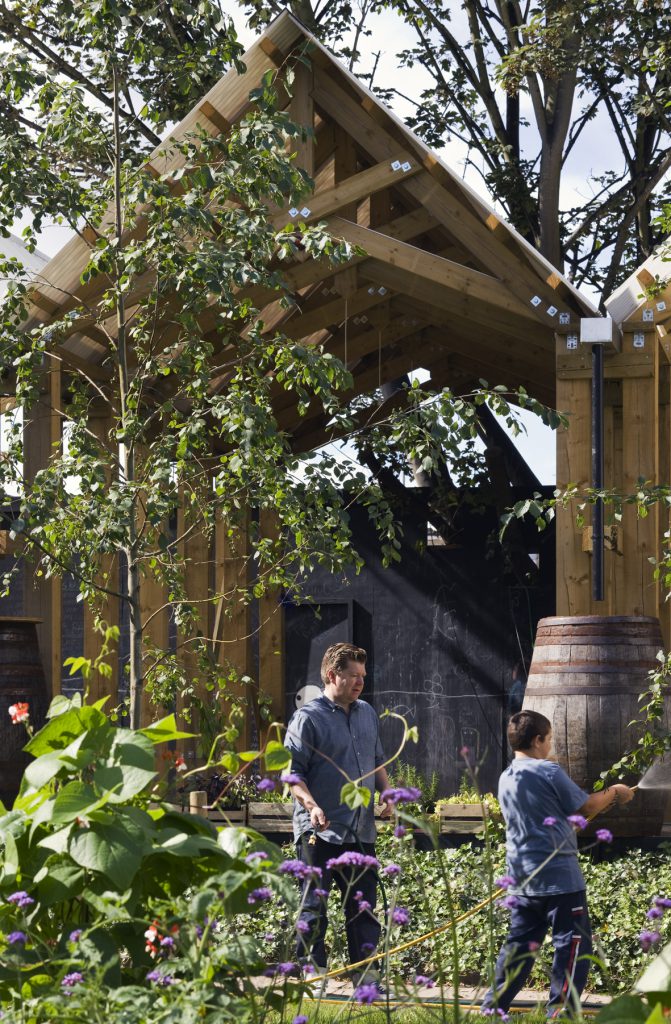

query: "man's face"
xmin=326 ymin=659 xmax=366 ymax=706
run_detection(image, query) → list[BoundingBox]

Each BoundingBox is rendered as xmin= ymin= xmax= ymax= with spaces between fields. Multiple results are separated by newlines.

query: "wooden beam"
xmin=273 ymin=153 xmax=421 ymax=229
xmin=289 ymin=60 xmax=315 ymax=177
xmin=327 ymin=217 xmax=537 ymax=319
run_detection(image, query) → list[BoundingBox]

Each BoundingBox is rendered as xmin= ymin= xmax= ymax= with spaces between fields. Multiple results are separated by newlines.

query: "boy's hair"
xmin=508 ymin=710 xmax=551 ymax=751
xmin=321 ymin=642 xmax=367 ymax=685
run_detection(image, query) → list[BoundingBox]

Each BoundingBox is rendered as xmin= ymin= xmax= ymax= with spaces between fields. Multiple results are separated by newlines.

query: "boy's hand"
xmin=611 ymin=784 xmax=635 ymax=805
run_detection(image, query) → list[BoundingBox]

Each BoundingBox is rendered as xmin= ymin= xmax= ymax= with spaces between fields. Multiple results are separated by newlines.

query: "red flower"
xmin=174 ymin=755 xmax=186 ymax=772
xmin=8 ymin=702 xmax=29 ymax=724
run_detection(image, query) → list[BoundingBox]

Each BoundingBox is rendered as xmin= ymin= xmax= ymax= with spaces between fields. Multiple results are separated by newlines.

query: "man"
xmin=284 ymin=642 xmax=392 ymax=980
xmin=482 ymin=709 xmax=634 ymax=1019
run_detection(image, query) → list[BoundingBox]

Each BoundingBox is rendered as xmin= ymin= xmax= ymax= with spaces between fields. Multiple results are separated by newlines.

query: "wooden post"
xmin=82 ymin=411 xmax=120 ymax=705
xmin=23 ymin=363 xmax=62 ymax=696
xmin=258 ymin=509 xmax=285 ymax=741
xmin=289 ymin=61 xmax=314 ymax=177
xmin=213 ymin=511 xmax=254 ymax=749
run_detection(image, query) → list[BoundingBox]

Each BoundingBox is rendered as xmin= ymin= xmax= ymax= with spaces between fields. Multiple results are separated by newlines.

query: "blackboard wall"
xmin=284 ymin=494 xmax=554 ymax=797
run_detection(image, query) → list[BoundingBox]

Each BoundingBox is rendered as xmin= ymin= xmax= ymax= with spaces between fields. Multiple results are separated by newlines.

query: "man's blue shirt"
xmin=498 ymin=758 xmax=589 ymax=895
xmin=284 ymin=694 xmax=385 ymax=844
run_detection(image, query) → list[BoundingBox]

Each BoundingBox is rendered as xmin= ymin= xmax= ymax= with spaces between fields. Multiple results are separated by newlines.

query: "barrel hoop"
xmin=525 ymin=685 xmax=645 ymax=696
xmin=528 ymin=663 xmax=654 ymax=674
xmin=535 ymin=635 xmax=661 ymax=646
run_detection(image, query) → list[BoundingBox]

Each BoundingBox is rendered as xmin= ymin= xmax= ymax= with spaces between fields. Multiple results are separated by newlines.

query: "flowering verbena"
xmin=497 ymin=894 xmax=520 ymax=910
xmin=482 ymin=1009 xmax=509 ymax=1020
xmin=256 ymin=778 xmax=275 ymax=792
xmin=7 ymin=931 xmax=26 ymax=945
xmin=495 ymin=876 xmax=516 ymax=890
xmin=293 ymin=1016 xmax=309 ymax=1024
xmin=61 ymin=972 xmax=84 ymax=988
xmin=248 ymin=887 xmax=273 ymax=906
xmin=144 ymin=920 xmax=179 ymax=957
xmin=6 ymin=891 xmax=34 ymax=909
xmin=8 ymin=702 xmax=29 ymax=724
xmin=325 ymin=851 xmax=380 ymax=871
xmin=244 ymin=851 xmax=269 ymax=864
xmin=543 ymin=816 xmax=557 ymax=826
xmin=639 ymin=894 xmax=671 ymax=950
xmin=295 ymin=920 xmax=310 ymax=934
xmin=393 ymin=825 xmax=406 ymax=838
xmin=68 ymin=929 xmax=82 ymax=943
xmin=567 ymin=814 xmax=588 ymax=831
xmin=278 ymin=859 xmax=322 ymax=880
xmin=380 ymin=786 xmax=422 ymax=805
xmin=354 ymin=890 xmax=372 ymax=912
xmin=354 ymin=982 xmax=380 ymax=1004
xmin=146 ymin=969 xmax=174 ymax=987
xmin=391 ymin=906 xmax=410 ymax=925
xmin=281 ymin=771 xmax=302 ymax=785
xmin=415 ymin=974 xmax=435 ymax=988
xmin=596 ymin=829 xmax=613 ymax=843
xmin=381 ymin=863 xmax=401 ymax=877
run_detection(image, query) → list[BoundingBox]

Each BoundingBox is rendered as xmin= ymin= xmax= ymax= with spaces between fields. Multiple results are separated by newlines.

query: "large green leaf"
xmin=155 ymin=829 xmax=223 ymax=858
xmin=69 ymin=820 xmax=149 ymax=889
xmin=595 ymin=995 xmax=649 ymax=1023
xmin=37 ymin=824 xmax=73 ymax=854
xmin=635 ymin=938 xmax=671 ymax=1007
xmin=139 ymin=714 xmax=195 ymax=744
xmin=22 ymin=731 xmax=95 ymax=792
xmin=92 ymin=730 xmax=156 ymax=802
xmin=263 ymin=740 xmax=291 ymax=771
xmin=24 ymin=706 xmax=108 ymax=757
xmin=33 ymin=856 xmax=85 ymax=907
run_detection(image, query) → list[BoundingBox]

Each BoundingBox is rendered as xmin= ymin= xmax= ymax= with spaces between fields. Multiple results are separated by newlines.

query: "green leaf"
xmin=263 ymin=740 xmax=291 ymax=771
xmin=69 ymin=820 xmax=149 ymax=889
xmin=635 ymin=938 xmax=671 ymax=1006
xmin=139 ymin=714 xmax=195 ymax=744
xmin=24 ymin=706 xmax=108 ymax=757
xmin=595 ymin=995 xmax=650 ymax=1023
xmin=340 ymin=782 xmax=371 ymax=809
xmin=33 ymin=856 xmax=85 ymax=907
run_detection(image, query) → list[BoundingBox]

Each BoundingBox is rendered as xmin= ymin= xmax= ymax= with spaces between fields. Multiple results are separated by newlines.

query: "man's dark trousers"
xmin=483 ymin=891 xmax=593 ymax=1018
xmin=295 ymin=834 xmax=380 ymax=969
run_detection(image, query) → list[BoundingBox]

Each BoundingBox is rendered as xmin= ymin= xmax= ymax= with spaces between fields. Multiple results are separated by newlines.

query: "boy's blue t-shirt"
xmin=498 ymin=758 xmax=589 ymax=896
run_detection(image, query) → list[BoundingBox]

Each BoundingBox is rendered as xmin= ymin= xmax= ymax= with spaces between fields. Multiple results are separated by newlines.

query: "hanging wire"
xmin=344 ymin=296 xmax=348 ymax=367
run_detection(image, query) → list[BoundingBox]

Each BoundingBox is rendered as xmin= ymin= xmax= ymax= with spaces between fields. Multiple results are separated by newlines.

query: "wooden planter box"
xmin=189 ymin=790 xmax=247 ymax=826
xmin=247 ymin=801 xmax=293 ymax=832
xmin=439 ymin=802 xmax=490 ymax=834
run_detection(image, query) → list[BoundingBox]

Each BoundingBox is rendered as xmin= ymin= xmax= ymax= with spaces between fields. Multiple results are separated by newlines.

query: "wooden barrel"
xmin=0 ymin=617 xmax=49 ymax=809
xmin=523 ymin=615 xmax=668 ymax=837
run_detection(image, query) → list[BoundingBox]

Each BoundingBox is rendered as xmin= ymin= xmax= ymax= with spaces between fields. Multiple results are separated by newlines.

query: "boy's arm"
xmin=579 ymin=783 xmax=635 ymax=818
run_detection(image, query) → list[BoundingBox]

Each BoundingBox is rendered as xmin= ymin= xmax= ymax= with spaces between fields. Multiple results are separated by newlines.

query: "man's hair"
xmin=507 ymin=709 xmax=551 ymax=751
xmin=321 ymin=642 xmax=367 ymax=685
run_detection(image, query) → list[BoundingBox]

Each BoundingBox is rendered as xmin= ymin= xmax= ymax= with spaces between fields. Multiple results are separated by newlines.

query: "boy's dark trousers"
xmin=294 ymin=834 xmax=380 ymax=969
xmin=482 ymin=890 xmax=593 ymax=1018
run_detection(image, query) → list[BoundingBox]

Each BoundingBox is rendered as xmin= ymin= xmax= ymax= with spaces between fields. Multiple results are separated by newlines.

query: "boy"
xmin=482 ymin=709 xmax=634 ymax=1019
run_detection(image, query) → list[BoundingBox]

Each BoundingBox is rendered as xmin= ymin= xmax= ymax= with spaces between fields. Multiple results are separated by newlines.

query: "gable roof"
xmin=23 ymin=10 xmax=598 ymax=446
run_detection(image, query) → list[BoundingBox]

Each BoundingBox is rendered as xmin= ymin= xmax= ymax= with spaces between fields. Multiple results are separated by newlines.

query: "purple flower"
xmin=391 ymin=906 xmax=410 ymax=925
xmin=314 ymin=888 xmax=329 ymax=899
xmin=160 ymin=935 xmax=175 ymax=948
xmin=7 ymin=931 xmax=26 ymax=945
xmin=543 ymin=817 xmax=557 ymax=826
xmin=245 ymin=851 xmax=269 ymax=864
xmin=380 ymin=786 xmax=422 ymax=805
xmin=497 ymin=894 xmax=520 ymax=910
xmin=68 ymin=929 xmax=82 ymax=943
xmin=496 ymin=1012 xmax=510 ymax=1021
xmin=293 ymin=1017 xmax=309 ymax=1024
xmin=567 ymin=815 xmax=588 ymax=831
xmin=355 ymin=983 xmax=380 ymax=1004
xmin=596 ymin=829 xmax=613 ymax=843
xmin=326 ymin=851 xmax=380 ymax=871
xmin=62 ymin=972 xmax=84 ymax=987
xmin=382 ymin=863 xmax=401 ymax=877
xmin=654 ymin=897 xmax=671 ymax=909
xmin=281 ymin=771 xmax=302 ymax=785
xmin=647 ymin=907 xmax=664 ymax=920
xmin=393 ymin=825 xmax=406 ymax=838
xmin=482 ymin=1010 xmax=495 ymax=1017
xmin=264 ymin=933 xmax=275 ymax=942
xmin=248 ymin=886 xmax=273 ymax=905
xmin=6 ymin=891 xmax=34 ymax=909
xmin=495 ymin=876 xmax=516 ymax=890
xmin=278 ymin=962 xmax=296 ymax=976
xmin=296 ymin=920 xmax=310 ymax=934
xmin=146 ymin=969 xmax=174 ymax=986
xmin=639 ymin=930 xmax=661 ymax=952
xmin=279 ymin=859 xmax=322 ymax=880
xmin=257 ymin=778 xmax=276 ymax=792
xmin=361 ymin=942 xmax=376 ymax=954
xmin=415 ymin=974 xmax=435 ymax=988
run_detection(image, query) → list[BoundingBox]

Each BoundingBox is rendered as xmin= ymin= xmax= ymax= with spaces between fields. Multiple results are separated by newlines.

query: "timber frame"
xmin=7 ymin=11 xmax=603 ymax=723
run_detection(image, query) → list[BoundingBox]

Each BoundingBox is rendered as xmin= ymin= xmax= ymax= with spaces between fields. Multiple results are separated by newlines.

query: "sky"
xmin=7 ymin=1 xmax=640 ymax=486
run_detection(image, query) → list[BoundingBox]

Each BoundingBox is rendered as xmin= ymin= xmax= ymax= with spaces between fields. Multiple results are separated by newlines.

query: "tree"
xmin=240 ymin=0 xmax=671 ymax=302
xmin=0 ymin=0 xmax=555 ymax=733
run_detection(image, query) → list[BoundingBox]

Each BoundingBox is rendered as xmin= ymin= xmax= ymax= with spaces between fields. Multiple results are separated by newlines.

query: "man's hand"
xmin=378 ymin=797 xmax=393 ymax=820
xmin=309 ymin=805 xmax=329 ymax=831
